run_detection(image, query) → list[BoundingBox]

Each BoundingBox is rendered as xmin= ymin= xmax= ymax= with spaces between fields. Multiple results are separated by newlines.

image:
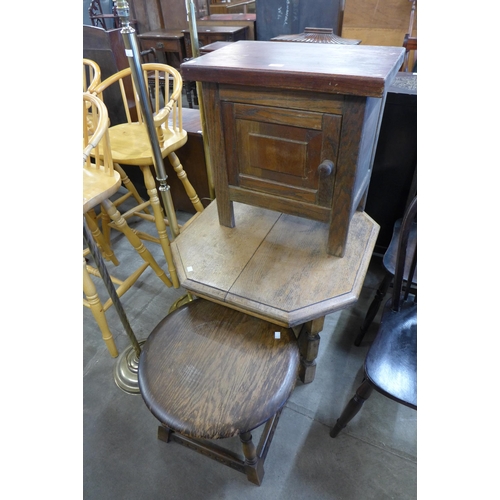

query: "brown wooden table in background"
xmin=138 ymin=29 xmax=186 ymax=69
xmin=182 ymin=26 xmax=249 ymax=58
xmin=198 ymin=13 xmax=256 ymax=40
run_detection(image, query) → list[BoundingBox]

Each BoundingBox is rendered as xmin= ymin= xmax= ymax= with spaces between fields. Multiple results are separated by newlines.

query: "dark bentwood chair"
xmin=138 ymin=298 xmax=300 ymax=485
xmin=355 ymin=204 xmax=417 ymax=346
xmin=330 ymin=196 xmax=417 ymax=438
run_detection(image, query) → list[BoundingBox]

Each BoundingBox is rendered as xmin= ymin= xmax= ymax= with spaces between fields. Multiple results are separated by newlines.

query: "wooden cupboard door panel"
xmin=223 ymin=102 xmax=341 ymax=207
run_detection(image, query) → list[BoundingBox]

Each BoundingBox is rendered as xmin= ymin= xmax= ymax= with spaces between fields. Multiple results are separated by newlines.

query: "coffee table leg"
xmin=297 ymin=317 xmax=325 ymax=384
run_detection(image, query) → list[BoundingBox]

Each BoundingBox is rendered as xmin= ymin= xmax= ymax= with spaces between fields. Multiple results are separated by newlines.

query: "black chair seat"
xmin=365 ymin=299 xmax=417 ymax=408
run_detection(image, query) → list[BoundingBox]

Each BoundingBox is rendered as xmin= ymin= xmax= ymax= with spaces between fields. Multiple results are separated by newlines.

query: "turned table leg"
xmin=297 ymin=317 xmax=325 ymax=384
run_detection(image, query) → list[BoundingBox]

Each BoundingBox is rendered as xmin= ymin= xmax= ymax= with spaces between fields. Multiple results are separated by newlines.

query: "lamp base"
xmin=113 ymin=340 xmax=147 ymax=394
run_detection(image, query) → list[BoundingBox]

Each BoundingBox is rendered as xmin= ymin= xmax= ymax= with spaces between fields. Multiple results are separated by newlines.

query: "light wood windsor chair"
xmin=83 ymin=92 xmax=173 ymax=357
xmin=91 ymin=63 xmax=204 ymax=288
xmin=83 ymin=58 xmax=150 ymax=239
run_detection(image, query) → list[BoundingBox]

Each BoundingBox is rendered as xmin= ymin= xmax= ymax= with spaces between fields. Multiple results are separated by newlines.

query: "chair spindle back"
xmin=392 ymin=196 xmax=417 ymax=312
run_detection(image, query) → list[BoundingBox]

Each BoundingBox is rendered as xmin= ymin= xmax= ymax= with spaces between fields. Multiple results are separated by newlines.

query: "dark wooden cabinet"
xmin=221 ymin=97 xmax=342 ymax=215
xmin=181 ymin=41 xmax=404 ymax=256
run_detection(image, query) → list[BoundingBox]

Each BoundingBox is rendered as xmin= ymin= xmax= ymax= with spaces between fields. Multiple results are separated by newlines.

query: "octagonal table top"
xmin=171 ymin=201 xmax=379 ymax=327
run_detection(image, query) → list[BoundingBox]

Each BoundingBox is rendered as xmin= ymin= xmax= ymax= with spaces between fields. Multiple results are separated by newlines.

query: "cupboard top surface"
xmin=181 ymin=41 xmax=405 ymax=97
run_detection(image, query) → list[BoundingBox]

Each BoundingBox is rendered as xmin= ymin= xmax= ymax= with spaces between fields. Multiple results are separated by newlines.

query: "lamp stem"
xmin=113 ymin=0 xmax=180 ymax=237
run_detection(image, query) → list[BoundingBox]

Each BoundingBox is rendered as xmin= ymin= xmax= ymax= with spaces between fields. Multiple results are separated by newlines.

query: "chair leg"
xmin=355 ymin=272 xmax=392 ymax=346
xmin=84 ymin=212 xmax=119 ymax=266
xmin=101 ymin=199 xmax=173 ymax=288
xmin=240 ymin=431 xmax=264 ymax=486
xmin=140 ymin=165 xmax=180 ymax=288
xmin=83 ymin=259 xmax=119 ymax=358
xmin=330 ymin=379 xmax=373 ymax=437
xmin=167 ymin=152 xmax=204 ymax=213
xmin=113 ymin=163 xmax=150 ymax=215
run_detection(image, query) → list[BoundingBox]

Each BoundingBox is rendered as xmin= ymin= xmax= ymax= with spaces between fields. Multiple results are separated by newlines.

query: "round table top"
xmin=138 ymin=299 xmax=300 ymax=439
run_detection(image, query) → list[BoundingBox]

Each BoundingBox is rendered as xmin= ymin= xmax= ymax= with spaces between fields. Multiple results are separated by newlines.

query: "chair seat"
xmin=138 ymin=298 xmax=300 ymax=439
xmin=107 ymin=122 xmax=187 ymax=165
xmin=365 ymin=299 xmax=417 ymax=408
xmin=83 ymin=167 xmax=121 ymax=213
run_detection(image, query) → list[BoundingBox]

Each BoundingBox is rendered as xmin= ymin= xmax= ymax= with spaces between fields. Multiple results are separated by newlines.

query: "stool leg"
xmin=330 ymin=379 xmax=373 ymax=438
xmin=83 ymin=259 xmax=119 ymax=358
xmin=140 ymin=165 xmax=180 ymax=288
xmin=355 ymin=272 xmax=392 ymax=346
xmin=101 ymin=199 xmax=173 ymax=288
xmin=84 ymin=212 xmax=119 ymax=266
xmin=167 ymin=152 xmax=204 ymax=213
xmin=240 ymin=431 xmax=264 ymax=486
xmin=114 ymin=163 xmax=150 ymax=215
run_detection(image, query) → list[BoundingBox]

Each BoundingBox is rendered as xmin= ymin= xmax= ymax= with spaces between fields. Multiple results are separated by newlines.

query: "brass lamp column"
xmin=113 ymin=0 xmax=180 ymax=237
xmin=83 ymin=217 xmax=145 ymax=394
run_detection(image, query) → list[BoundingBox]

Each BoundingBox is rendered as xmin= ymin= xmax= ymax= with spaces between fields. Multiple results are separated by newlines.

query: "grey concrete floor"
xmin=83 ymin=200 xmax=417 ymax=499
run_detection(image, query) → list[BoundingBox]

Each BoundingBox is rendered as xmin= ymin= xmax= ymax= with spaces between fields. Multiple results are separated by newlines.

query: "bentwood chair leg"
xmin=330 ymin=378 xmax=374 ymax=438
xmin=167 ymin=152 xmax=204 ymax=213
xmin=139 ymin=165 xmax=180 ymax=288
xmin=83 ymin=258 xmax=119 ymax=358
xmin=101 ymin=199 xmax=173 ymax=288
xmin=355 ymin=272 xmax=392 ymax=346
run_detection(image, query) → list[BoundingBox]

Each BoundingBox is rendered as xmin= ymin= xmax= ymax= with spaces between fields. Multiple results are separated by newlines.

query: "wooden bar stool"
xmin=90 ymin=62 xmax=205 ymax=288
xmin=138 ymin=298 xmax=300 ymax=485
xmin=83 ymin=92 xmax=173 ymax=357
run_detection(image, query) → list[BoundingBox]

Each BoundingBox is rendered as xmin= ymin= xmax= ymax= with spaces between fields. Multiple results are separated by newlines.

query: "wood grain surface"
xmin=138 ymin=298 xmax=299 ymax=439
xmin=171 ymin=200 xmax=379 ymax=326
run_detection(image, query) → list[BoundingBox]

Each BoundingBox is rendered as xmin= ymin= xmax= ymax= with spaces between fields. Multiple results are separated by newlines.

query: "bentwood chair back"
xmin=90 ymin=63 xmax=205 ymax=287
xmin=355 ymin=199 xmax=417 ymax=346
xmin=83 ymin=92 xmax=173 ymax=357
xmin=330 ymin=196 xmax=417 ymax=438
xmin=83 ymin=58 xmax=101 ymax=93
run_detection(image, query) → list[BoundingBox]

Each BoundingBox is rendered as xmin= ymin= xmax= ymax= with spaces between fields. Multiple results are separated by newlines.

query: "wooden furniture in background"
xmin=88 ymin=0 xmax=139 ymax=31
xmin=91 ymin=63 xmax=204 ymax=287
xmin=198 ymin=13 xmax=256 ymax=39
xmin=181 ymin=41 xmax=404 ymax=257
xmin=365 ymin=72 xmax=417 ymax=253
xmin=182 ymin=25 xmax=249 ymax=57
xmin=171 ymin=200 xmax=379 ymax=383
xmin=83 ymin=92 xmax=172 ymax=357
xmin=341 ymin=0 xmax=417 ymax=46
xmin=199 ymin=41 xmax=234 ymax=54
xmin=255 ymin=0 xmax=343 ymax=41
xmin=83 ymin=25 xmax=132 ymax=126
xmin=402 ymin=34 xmax=417 ymax=72
xmin=330 ymin=196 xmax=417 ymax=437
xmin=138 ymin=29 xmax=186 ymax=69
xmin=138 ymin=298 xmax=299 ymax=485
xmin=167 ymin=107 xmax=212 ymax=213
xmin=209 ymin=0 xmax=255 ymax=15
xmin=271 ymin=27 xmax=360 ymax=44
